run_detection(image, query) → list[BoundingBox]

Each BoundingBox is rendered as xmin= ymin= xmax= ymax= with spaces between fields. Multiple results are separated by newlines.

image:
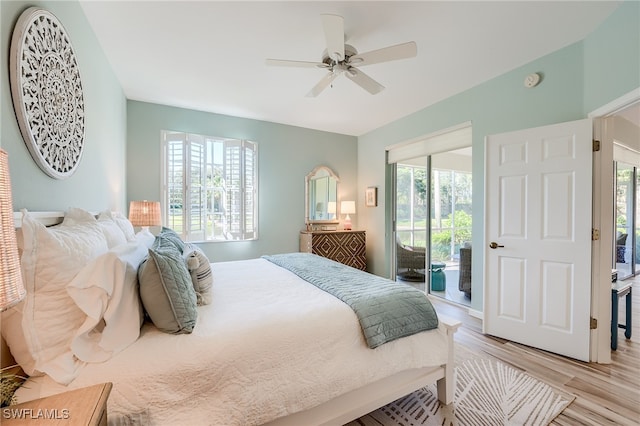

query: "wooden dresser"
xmin=300 ymin=230 xmax=366 ymax=270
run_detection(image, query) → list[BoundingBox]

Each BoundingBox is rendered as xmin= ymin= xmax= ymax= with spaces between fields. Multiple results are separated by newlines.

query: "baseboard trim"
xmin=468 ymin=308 xmax=483 ymax=320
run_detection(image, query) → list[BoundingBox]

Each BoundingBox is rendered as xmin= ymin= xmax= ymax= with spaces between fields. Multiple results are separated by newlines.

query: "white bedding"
xmin=15 ymin=258 xmax=448 ymax=425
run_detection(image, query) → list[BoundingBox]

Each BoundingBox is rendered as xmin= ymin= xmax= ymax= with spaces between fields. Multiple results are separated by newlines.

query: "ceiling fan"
xmin=266 ymin=14 xmax=417 ymax=97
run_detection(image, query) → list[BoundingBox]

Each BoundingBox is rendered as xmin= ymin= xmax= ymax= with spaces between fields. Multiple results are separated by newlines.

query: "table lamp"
xmin=129 ymin=200 xmax=161 ymax=236
xmin=341 ymin=200 xmax=355 ymax=230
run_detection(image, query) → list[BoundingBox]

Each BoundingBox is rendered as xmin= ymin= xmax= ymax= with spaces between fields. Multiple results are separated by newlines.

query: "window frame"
xmin=161 ymin=130 xmax=259 ymax=242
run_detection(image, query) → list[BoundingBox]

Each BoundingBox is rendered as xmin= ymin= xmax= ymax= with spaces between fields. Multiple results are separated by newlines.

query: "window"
xmin=161 ymin=130 xmax=258 ymax=242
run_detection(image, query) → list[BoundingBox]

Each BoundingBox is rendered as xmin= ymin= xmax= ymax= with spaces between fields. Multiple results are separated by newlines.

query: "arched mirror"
xmin=305 ymin=166 xmax=339 ymax=224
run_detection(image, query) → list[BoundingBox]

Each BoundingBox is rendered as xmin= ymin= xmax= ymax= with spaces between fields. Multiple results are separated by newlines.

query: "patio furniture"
xmin=458 ymin=247 xmax=471 ymax=297
xmin=430 ymin=262 xmax=446 ymax=291
xmin=611 ymin=280 xmax=632 ymax=350
xmin=396 ymin=238 xmax=426 ymax=282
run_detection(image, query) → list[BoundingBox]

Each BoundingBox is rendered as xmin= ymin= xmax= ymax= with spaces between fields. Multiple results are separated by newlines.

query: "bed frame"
xmin=268 ymin=317 xmax=459 ymax=425
xmin=10 ymin=210 xmax=461 ymax=425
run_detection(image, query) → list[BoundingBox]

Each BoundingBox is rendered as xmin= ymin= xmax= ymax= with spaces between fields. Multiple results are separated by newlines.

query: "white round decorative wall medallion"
xmin=9 ymin=7 xmax=85 ymax=179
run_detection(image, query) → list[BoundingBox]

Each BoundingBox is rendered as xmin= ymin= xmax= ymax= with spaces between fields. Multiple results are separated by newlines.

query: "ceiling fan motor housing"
xmin=322 ymin=44 xmax=358 ymax=66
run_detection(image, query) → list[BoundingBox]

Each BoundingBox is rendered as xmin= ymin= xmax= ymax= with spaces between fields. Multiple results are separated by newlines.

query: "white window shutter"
xmin=164 ymin=132 xmax=186 ymax=236
xmin=187 ymin=135 xmax=206 ymax=241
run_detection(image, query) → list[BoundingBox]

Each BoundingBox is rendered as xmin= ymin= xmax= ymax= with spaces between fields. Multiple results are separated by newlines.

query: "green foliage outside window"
xmin=431 ymin=210 xmax=473 ymax=261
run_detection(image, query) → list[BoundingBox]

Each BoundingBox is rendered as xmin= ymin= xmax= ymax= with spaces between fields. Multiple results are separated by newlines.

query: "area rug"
xmin=348 ymin=359 xmax=574 ymax=426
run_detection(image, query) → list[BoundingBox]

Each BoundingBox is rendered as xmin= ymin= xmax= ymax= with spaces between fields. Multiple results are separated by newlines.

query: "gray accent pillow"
xmin=183 ymin=243 xmax=213 ymax=305
xmin=138 ymin=238 xmax=197 ymax=334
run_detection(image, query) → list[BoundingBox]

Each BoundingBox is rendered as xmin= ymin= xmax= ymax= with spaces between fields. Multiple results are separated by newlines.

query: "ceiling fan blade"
xmin=349 ymin=41 xmax=417 ymax=67
xmin=265 ymin=59 xmax=328 ymax=69
xmin=345 ymin=68 xmax=385 ymax=95
xmin=321 ymin=14 xmax=345 ymax=62
xmin=306 ymin=72 xmax=339 ymax=97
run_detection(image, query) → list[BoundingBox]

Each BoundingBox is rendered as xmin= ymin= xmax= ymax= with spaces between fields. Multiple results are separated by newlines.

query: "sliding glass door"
xmin=388 ymin=123 xmax=473 ymax=306
xmin=392 ymin=149 xmax=472 ymax=307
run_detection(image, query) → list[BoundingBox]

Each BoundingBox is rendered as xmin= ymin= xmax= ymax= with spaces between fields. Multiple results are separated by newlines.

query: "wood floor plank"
xmin=429 ymin=279 xmax=640 ymax=426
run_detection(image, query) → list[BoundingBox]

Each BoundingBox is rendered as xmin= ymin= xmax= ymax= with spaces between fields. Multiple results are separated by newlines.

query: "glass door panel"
xmin=395 ymin=161 xmax=428 ymax=286
xmin=615 ymin=162 xmax=634 ymax=279
xmin=636 ymin=170 xmax=640 ymax=275
xmin=430 ymin=149 xmax=472 ymax=305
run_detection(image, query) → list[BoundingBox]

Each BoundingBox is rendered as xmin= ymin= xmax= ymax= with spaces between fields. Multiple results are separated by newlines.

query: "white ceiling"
xmin=78 ymin=1 xmax=621 ymax=136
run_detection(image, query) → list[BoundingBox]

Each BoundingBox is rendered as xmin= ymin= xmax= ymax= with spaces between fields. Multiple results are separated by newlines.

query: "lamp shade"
xmin=327 ymin=201 xmax=336 ymax=215
xmin=129 ymin=200 xmax=162 ymax=227
xmin=0 ymin=149 xmax=25 ymax=311
xmin=341 ymin=201 xmax=356 ymax=215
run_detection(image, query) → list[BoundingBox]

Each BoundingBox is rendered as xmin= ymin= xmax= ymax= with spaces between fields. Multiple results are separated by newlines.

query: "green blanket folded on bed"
xmin=262 ymin=252 xmax=439 ymax=348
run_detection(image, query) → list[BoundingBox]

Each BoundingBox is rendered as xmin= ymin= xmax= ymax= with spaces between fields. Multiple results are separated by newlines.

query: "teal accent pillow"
xmin=158 ymin=227 xmax=184 ymax=252
xmin=138 ymin=238 xmax=197 ymax=334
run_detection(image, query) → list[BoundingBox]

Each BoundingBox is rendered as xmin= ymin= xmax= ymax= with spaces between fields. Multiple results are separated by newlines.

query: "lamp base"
xmin=138 ymin=226 xmax=155 ymax=237
xmin=343 ymin=215 xmax=352 ymax=231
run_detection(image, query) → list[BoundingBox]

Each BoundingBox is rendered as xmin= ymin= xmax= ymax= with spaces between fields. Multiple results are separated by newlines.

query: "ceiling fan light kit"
xmin=266 ymin=14 xmax=417 ymax=97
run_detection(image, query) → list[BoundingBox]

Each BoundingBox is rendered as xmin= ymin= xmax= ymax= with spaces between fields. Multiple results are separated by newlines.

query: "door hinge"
xmin=590 ymin=317 xmax=598 ymax=329
xmin=593 ymin=140 xmax=601 ymax=152
xmin=592 ymin=229 xmax=600 ymax=240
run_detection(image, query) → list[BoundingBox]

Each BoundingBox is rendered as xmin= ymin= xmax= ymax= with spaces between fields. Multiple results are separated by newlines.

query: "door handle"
xmin=489 ymin=242 xmax=504 ymax=249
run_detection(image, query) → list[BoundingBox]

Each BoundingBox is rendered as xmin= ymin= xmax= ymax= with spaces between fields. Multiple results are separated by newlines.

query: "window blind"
xmin=387 ymin=122 xmax=472 ymax=164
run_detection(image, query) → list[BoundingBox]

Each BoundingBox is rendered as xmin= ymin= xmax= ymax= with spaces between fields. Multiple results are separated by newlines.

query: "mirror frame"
xmin=305 ymin=165 xmax=340 ymax=225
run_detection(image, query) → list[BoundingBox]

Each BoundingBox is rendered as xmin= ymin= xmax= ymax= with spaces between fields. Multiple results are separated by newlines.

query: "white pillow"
xmin=108 ymin=211 xmax=136 ymax=242
xmin=68 ymin=240 xmax=148 ymax=363
xmin=62 ymin=207 xmax=96 ymax=225
xmin=135 ymin=229 xmax=156 ymax=249
xmin=64 ymin=208 xmax=128 ymax=249
xmin=182 ymin=243 xmax=213 ymax=306
xmin=1 ymin=210 xmax=109 ymax=384
xmin=97 ymin=212 xmax=128 ymax=248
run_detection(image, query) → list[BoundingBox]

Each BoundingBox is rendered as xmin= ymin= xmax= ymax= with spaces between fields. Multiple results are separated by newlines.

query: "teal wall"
xmin=358 ymin=1 xmax=639 ymax=312
xmin=127 ymin=101 xmax=357 ymax=262
xmin=2 ymin=0 xmax=638 ymax=298
xmin=1 ymin=1 xmax=127 ymax=212
xmin=583 ymin=0 xmax=640 ymax=114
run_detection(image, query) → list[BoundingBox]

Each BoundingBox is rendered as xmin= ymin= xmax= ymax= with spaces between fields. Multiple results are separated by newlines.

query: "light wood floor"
xmin=430 ymin=279 xmax=640 ymax=426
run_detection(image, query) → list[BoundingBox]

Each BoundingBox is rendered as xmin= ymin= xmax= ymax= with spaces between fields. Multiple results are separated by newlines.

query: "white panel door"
xmin=484 ymin=119 xmax=593 ymax=362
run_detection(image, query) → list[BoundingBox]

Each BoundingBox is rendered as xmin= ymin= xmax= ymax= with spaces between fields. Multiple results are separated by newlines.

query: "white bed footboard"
xmin=437 ymin=315 xmax=461 ymax=405
xmin=267 ymin=315 xmax=461 ymax=426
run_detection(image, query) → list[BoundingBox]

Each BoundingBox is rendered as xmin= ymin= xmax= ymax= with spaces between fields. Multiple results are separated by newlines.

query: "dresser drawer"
xmin=300 ymin=230 xmax=366 ymax=270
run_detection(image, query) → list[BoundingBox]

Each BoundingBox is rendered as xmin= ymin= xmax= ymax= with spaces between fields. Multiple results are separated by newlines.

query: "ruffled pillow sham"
xmin=1 ymin=208 xmax=146 ymax=385
xmin=2 ymin=209 xmax=109 ymax=384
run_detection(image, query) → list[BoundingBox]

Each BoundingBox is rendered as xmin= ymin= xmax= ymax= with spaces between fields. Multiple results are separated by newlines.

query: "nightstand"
xmin=2 ymin=382 xmax=112 ymax=425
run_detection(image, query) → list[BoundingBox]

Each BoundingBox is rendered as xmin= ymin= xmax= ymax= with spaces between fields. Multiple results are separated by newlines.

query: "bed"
xmin=3 ymin=209 xmax=460 ymax=426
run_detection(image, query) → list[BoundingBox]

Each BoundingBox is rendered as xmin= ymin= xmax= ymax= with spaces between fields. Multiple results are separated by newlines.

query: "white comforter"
xmin=16 ymin=258 xmax=448 ymax=425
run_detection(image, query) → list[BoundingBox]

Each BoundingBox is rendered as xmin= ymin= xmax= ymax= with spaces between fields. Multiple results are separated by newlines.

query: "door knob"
xmin=489 ymin=242 xmax=504 ymax=249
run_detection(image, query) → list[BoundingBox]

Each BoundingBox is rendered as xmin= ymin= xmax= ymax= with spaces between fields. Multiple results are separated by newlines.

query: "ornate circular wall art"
xmin=9 ymin=7 xmax=85 ymax=179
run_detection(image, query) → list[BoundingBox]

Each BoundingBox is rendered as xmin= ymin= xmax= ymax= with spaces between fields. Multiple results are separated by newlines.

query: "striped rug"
xmin=348 ymin=359 xmax=574 ymax=426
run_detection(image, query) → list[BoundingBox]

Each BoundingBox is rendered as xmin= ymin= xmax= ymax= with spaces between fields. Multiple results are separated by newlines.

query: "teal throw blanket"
xmin=262 ymin=253 xmax=439 ymax=348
